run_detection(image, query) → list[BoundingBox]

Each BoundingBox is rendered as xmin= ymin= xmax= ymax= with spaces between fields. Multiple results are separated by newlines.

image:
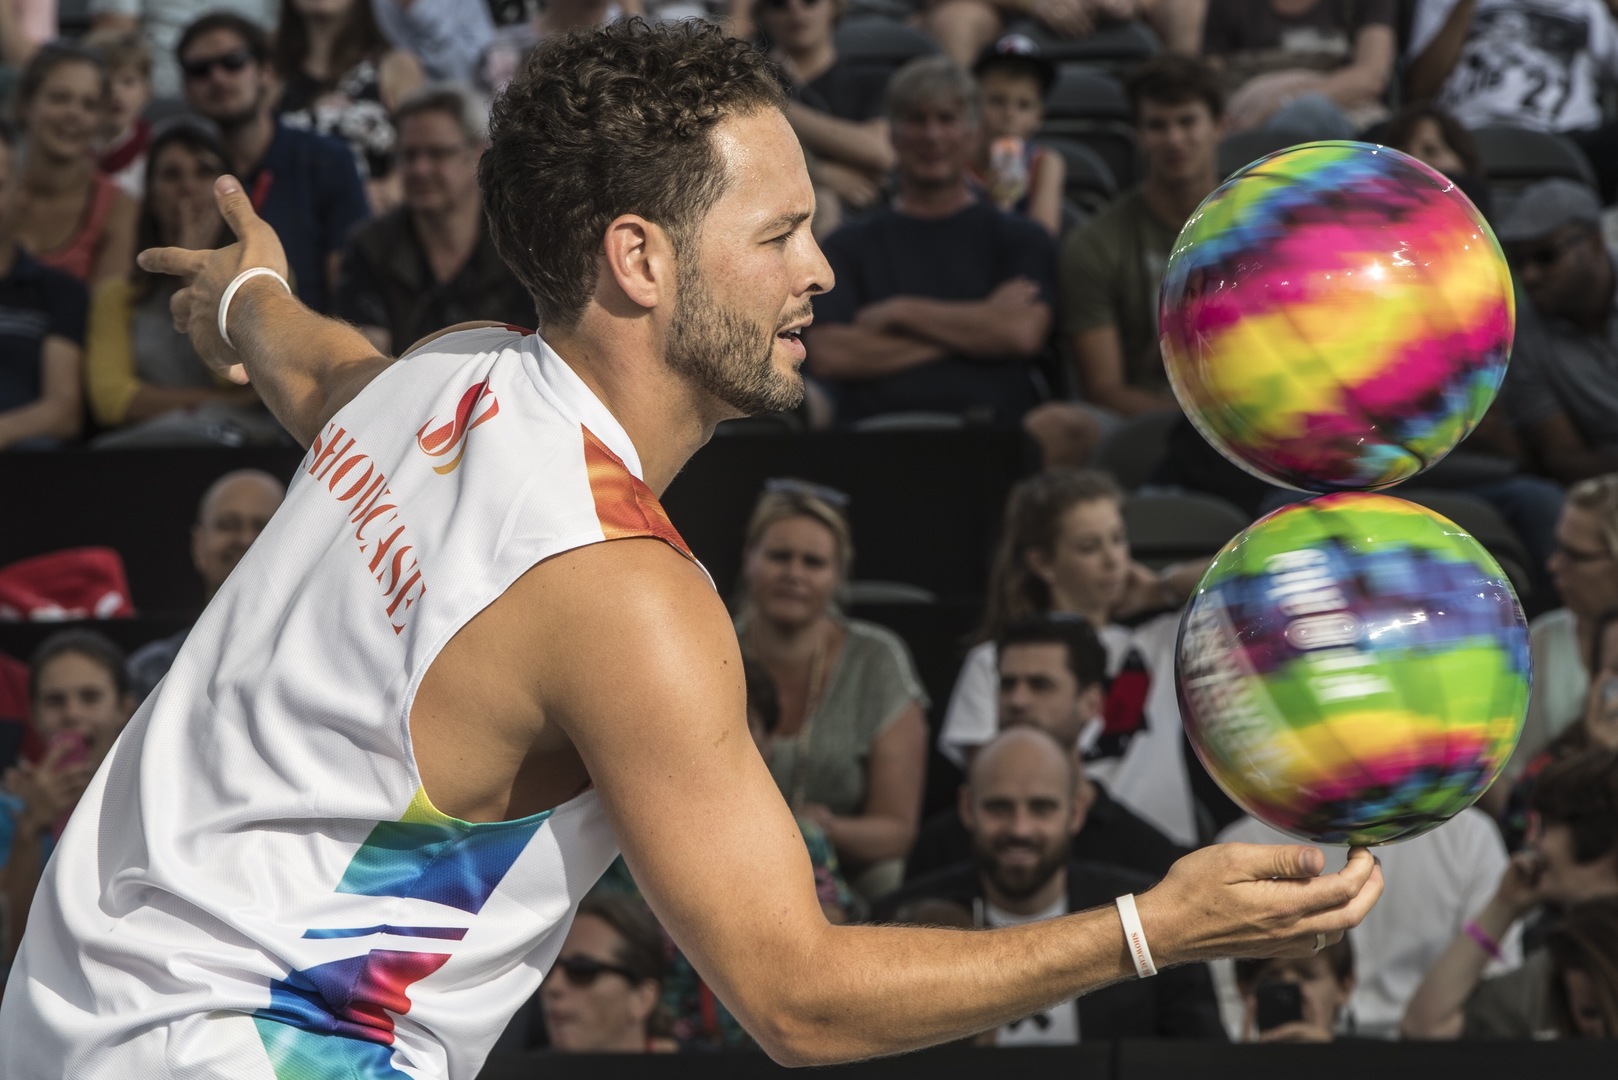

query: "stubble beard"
xmin=665 ymin=263 xmax=805 ymax=418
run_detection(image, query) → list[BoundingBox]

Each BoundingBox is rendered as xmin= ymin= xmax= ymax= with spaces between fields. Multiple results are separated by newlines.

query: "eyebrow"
xmin=760 ymin=209 xmax=814 ymax=236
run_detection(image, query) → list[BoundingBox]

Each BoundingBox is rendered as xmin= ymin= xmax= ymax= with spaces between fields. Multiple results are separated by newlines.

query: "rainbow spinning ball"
xmin=1176 ymin=493 xmax=1529 ymax=845
xmin=1159 ymin=141 xmax=1514 ymax=492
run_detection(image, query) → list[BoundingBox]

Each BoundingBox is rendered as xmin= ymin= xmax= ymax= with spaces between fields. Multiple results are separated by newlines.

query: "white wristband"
xmin=217 ymin=266 xmax=291 ymax=350
xmin=1115 ymin=893 xmax=1157 ymax=978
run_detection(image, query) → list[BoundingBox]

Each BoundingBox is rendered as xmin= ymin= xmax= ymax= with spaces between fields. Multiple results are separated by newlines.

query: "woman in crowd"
xmin=12 ymin=41 xmax=137 ymax=287
xmin=273 ymin=0 xmax=425 ymax=212
xmin=539 ymin=894 xmax=677 ymax=1053
xmin=937 ymin=469 xmax=1206 ymax=846
xmin=1379 ymin=103 xmax=1491 ymax=216
xmin=1546 ymin=897 xmax=1618 ymax=1039
xmin=83 ymin=123 xmax=279 ymax=446
xmin=1 ymin=631 xmax=134 ymax=967
xmin=736 ymin=481 xmax=928 ymax=900
xmin=1236 ymin=936 xmax=1357 ymax=1042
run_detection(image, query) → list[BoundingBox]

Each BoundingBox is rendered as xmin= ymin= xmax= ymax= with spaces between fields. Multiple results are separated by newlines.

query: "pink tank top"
xmin=36 ymin=172 xmax=117 ymax=284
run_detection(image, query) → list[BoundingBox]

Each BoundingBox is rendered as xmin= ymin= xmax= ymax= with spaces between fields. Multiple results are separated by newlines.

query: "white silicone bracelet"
xmin=217 ymin=266 xmax=291 ymax=350
xmin=1115 ymin=893 xmax=1157 ymax=978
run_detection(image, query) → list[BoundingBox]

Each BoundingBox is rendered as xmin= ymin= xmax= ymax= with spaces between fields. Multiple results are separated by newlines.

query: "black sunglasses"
xmin=764 ymin=476 xmax=850 ymax=508
xmin=550 ymin=954 xmax=642 ymax=989
xmin=182 ymin=49 xmax=252 ymax=81
xmin=1508 ymin=230 xmax=1588 ymax=269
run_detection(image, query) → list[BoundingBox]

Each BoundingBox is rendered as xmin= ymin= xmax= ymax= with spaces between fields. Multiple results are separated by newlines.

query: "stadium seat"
xmin=1039 ymin=68 xmax=1138 ymax=189
xmin=1397 ymin=489 xmax=1536 ymax=604
xmin=833 ymin=17 xmax=941 ymax=67
xmin=1092 ymin=408 xmax=1180 ymax=491
xmin=1122 ymin=491 xmax=1251 ymax=568
xmin=1472 ymin=124 xmax=1599 ymax=193
xmin=1038 ymin=135 xmax=1119 ymax=217
xmin=1217 ymin=129 xmax=1312 ymax=179
xmin=1003 ymin=18 xmax=1162 ymax=69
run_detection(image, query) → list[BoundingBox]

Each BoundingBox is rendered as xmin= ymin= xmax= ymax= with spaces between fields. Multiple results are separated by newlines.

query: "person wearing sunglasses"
xmin=539 ymin=894 xmax=677 ymax=1053
xmin=1495 ymin=178 xmax=1618 ymax=486
xmin=174 ymin=11 xmax=369 ymax=314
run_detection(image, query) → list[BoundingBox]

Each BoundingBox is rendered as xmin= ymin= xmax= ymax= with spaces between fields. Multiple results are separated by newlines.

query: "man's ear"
xmin=600 ymin=214 xmax=673 ymax=312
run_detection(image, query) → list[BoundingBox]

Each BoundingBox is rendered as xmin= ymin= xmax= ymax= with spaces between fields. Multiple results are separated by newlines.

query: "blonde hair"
xmin=742 ymin=484 xmax=854 ymax=580
xmin=83 ymin=29 xmax=151 ymax=78
xmin=974 ymin=469 xmax=1123 ymax=643
xmin=1569 ymin=474 xmax=1618 ymax=561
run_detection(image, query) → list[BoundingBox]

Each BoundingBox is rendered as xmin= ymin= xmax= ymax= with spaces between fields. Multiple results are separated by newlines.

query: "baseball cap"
xmin=1495 ymin=178 xmax=1602 ymax=244
xmin=972 ymin=34 xmax=1056 ymax=97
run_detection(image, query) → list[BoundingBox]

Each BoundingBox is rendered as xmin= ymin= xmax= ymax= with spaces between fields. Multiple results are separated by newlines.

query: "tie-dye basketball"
xmin=1176 ymin=493 xmax=1529 ymax=845
xmin=1159 ymin=142 xmax=1514 ymax=492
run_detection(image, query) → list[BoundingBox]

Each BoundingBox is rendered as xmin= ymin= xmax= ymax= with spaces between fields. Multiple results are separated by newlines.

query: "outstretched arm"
xmin=138 ymin=175 xmax=393 ymax=449
xmin=530 ymin=538 xmax=1385 ymax=1066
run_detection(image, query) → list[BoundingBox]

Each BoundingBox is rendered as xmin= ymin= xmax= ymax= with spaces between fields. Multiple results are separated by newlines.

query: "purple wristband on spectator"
xmin=1464 ymin=919 xmax=1504 ymax=962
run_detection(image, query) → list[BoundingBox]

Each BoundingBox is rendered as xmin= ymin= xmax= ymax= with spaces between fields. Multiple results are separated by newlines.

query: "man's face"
xmin=192 ymin=473 xmax=285 ymax=598
xmin=1137 ymin=97 xmax=1218 ymax=187
xmin=400 ymin=109 xmax=481 ymax=217
xmin=179 ymin=28 xmax=270 ymax=128
xmin=664 ymin=109 xmax=832 ymax=418
xmin=1509 ymin=225 xmax=1603 ymax=321
xmin=997 ymin=642 xmax=1087 ymax=749
xmin=962 ymin=737 xmax=1079 ymax=902
xmin=892 ymin=95 xmax=976 ymax=191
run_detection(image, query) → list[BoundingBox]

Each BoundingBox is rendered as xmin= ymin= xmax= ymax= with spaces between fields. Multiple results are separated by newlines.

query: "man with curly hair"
xmin=0 ymin=20 xmax=1382 ymax=1078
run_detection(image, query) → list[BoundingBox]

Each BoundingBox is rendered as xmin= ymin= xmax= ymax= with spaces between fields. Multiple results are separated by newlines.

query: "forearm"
xmin=763 ymin=907 xmax=1136 ymax=1063
xmin=0 ymin=397 xmax=80 ymax=448
xmin=122 ymin=383 xmax=255 ymax=423
xmin=1095 ymin=383 xmax=1179 ymax=416
xmin=228 ymin=278 xmax=393 ymax=448
xmin=887 ymin=297 xmax=1048 ymax=359
xmin=1400 ymin=897 xmax=1517 ymax=1039
xmin=823 ymin=811 xmax=917 ymax=866
xmin=807 ymin=324 xmax=947 ymax=380
xmin=1407 ymin=0 xmax=1477 ymax=100
xmin=1319 ymin=63 xmax=1387 ymax=106
xmin=785 ymin=104 xmax=895 ymax=174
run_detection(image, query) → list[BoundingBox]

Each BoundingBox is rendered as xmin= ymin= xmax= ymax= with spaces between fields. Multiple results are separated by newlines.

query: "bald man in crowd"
xmin=127 ymin=469 xmax=285 ymax=700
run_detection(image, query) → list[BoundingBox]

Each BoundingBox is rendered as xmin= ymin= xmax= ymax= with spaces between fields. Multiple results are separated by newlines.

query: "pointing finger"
xmin=139 ymin=244 xmax=208 ymax=279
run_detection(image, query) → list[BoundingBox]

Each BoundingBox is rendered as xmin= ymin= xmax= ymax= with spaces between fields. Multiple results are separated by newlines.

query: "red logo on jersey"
xmin=416 ymin=380 xmax=499 ymax=475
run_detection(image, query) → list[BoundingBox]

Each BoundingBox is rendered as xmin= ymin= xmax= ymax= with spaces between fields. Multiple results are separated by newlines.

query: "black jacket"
xmin=872 ymin=859 xmax=1227 ymax=1042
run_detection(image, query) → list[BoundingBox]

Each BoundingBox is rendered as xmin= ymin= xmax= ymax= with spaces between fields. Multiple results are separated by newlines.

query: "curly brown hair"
xmin=480 ymin=19 xmax=788 ymax=332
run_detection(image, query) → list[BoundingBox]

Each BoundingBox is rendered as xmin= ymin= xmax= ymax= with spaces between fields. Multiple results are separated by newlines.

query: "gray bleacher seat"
xmin=1038 ymin=134 xmax=1119 ymax=217
xmin=1121 ymin=490 xmax=1250 ymax=568
xmin=1396 ymin=489 xmax=1535 ymax=604
xmin=1003 ymin=18 xmax=1161 ymax=69
xmin=1093 ymin=408 xmax=1180 ymax=490
xmin=833 ymin=17 xmax=940 ymax=68
xmin=1472 ymin=124 xmax=1599 ymax=195
xmin=1216 ymin=129 xmax=1316 ymax=179
xmin=1039 ymin=67 xmax=1137 ymax=189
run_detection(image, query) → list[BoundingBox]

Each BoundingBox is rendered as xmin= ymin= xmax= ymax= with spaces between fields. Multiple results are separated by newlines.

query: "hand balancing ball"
xmin=1159 ymin=141 xmax=1514 ymax=492
xmin=1176 ymin=492 xmax=1529 ymax=845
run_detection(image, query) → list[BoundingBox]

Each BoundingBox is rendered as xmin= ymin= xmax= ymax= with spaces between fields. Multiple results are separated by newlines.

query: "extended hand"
xmin=1138 ymin=844 xmax=1384 ymax=964
xmin=3 ymin=739 xmax=93 ymax=834
xmin=137 ymin=175 xmax=292 ymax=385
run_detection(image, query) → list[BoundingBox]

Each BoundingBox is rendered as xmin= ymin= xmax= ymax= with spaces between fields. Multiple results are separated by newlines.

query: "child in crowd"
xmin=1236 ymin=936 xmax=1357 ymax=1042
xmin=970 ymin=34 xmax=1065 ymax=236
xmin=85 ymin=31 xmax=152 ymax=201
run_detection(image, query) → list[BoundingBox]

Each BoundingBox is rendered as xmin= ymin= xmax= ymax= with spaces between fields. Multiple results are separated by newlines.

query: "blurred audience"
xmin=905 ymin=615 xmax=1188 ymax=882
xmin=1377 ymin=102 xmax=1492 ymax=216
xmin=969 ymin=34 xmax=1064 ymax=235
xmin=90 ymin=0 xmax=276 ymax=99
xmin=1220 ymin=809 xmax=1518 ymax=1039
xmin=938 ymin=469 xmax=1204 ymax=845
xmin=874 ymin=725 xmax=1226 ymax=1043
xmin=1405 ymin=0 xmax=1618 ymax=198
xmin=1060 ymin=55 xmax=1220 ymax=422
xmin=273 ymin=0 xmax=425 ymax=213
xmin=0 ymin=119 xmax=85 ymax=452
xmin=84 ymin=30 xmax=153 ymax=201
xmin=127 ymin=469 xmax=287 ymax=700
xmin=807 ymin=57 xmax=1098 ymax=467
xmin=475 ymin=0 xmax=622 ymax=95
xmin=735 ymin=481 xmax=928 ymax=900
xmin=1543 ymin=896 xmax=1618 ymax=1038
xmin=1498 ymin=180 xmax=1618 ymax=484
xmin=85 ymin=122 xmax=283 ymax=446
xmin=1235 ymin=937 xmax=1357 ymax=1042
xmin=1 ymin=631 xmax=133 ymax=966
xmin=14 ymin=42 xmax=138 ymax=287
xmin=370 ymin=0 xmax=495 ymax=83
xmin=1402 ymin=749 xmax=1618 ymax=1039
xmin=759 ymin=0 xmax=895 ymax=236
xmin=540 ymin=893 xmax=678 ymax=1052
xmin=334 ymin=83 xmax=532 ymax=356
xmin=0 ymin=0 xmax=54 ymax=70
xmin=1202 ymin=0 xmax=1395 ymax=136
xmin=925 ymin=0 xmax=1203 ymax=71
xmin=178 ymin=12 xmax=369 ymax=313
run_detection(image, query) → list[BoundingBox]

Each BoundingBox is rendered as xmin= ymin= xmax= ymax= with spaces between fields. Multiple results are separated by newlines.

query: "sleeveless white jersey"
xmin=0 ymin=329 xmax=698 ymax=1079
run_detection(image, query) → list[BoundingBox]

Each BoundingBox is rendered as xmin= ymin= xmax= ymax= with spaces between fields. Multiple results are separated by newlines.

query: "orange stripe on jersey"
xmin=581 ymin=425 xmax=695 ymax=561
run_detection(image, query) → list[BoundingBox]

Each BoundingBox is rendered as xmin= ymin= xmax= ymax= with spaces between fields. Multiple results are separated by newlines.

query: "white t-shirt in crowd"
xmin=984 ymin=896 xmax=1079 ymax=1045
xmin=1407 ymin=0 xmax=1618 ymax=131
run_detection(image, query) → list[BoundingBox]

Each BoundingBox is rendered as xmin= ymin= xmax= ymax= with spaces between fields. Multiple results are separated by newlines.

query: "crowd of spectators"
xmin=4 ymin=0 xmax=1618 ymax=1059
